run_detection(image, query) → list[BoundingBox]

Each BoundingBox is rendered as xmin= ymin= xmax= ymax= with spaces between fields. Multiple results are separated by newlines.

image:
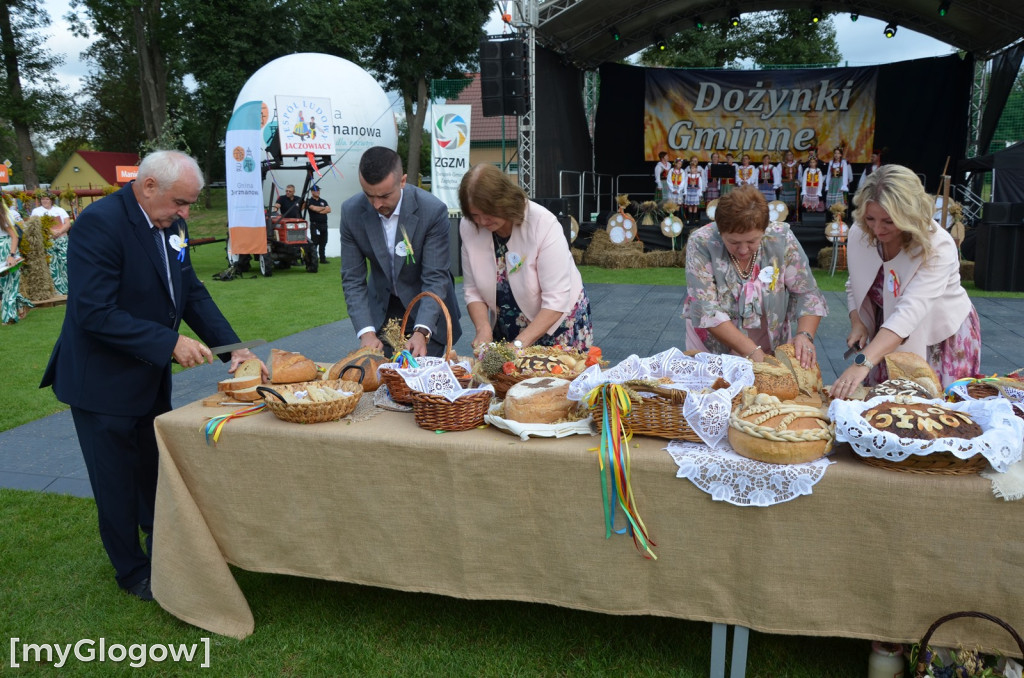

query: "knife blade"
xmin=208 ymin=339 xmax=267 ymax=354
xmin=843 ymin=344 xmax=861 ymax=360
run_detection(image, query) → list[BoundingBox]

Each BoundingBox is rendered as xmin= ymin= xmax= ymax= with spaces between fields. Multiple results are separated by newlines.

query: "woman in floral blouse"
xmin=685 ymin=185 xmax=828 ymax=368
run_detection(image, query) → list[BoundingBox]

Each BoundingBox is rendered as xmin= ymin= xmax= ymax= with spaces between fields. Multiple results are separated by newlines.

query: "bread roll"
xmin=728 ymin=388 xmax=833 ymax=464
xmin=774 ymin=343 xmax=823 ymax=396
xmin=883 ymin=352 xmax=942 ymax=398
xmin=752 ymin=356 xmax=799 ymax=401
xmin=327 ymin=347 xmax=386 ymax=391
xmin=218 ymin=375 xmax=260 ymax=392
xmin=270 ymin=348 xmax=318 ymax=384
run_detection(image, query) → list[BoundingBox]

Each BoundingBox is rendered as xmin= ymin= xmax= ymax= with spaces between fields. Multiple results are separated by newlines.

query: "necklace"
xmin=729 ymin=240 xmax=762 ymax=280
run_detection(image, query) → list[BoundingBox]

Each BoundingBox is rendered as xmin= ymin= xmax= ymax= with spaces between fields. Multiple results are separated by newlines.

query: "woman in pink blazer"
xmin=830 ymin=165 xmax=980 ymax=398
xmin=459 ymin=164 xmax=591 ymax=351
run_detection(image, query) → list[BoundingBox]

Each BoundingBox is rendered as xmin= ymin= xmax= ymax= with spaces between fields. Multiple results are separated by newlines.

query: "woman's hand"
xmin=471 ymin=327 xmax=494 ymax=353
xmin=847 ymin=314 xmax=869 ymax=354
xmin=829 ymin=364 xmax=871 ymax=400
xmin=793 ymin=332 xmax=817 ymax=369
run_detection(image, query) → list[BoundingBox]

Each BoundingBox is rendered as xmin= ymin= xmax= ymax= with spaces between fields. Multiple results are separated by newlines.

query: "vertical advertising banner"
xmin=226 ymin=100 xmax=267 ymax=255
xmin=645 ymin=67 xmax=878 ymax=162
xmin=430 ymin=104 xmax=472 ymax=211
xmin=275 ymin=95 xmax=336 ymax=156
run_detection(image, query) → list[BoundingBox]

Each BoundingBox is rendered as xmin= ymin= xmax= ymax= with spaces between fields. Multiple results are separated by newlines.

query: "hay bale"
xmin=582 ymin=227 xmax=643 ymax=265
xmin=19 ymin=217 xmax=57 ymax=302
xmin=570 ymin=247 xmax=584 ymax=266
xmin=644 ymin=249 xmax=686 ymax=268
xmin=817 ymin=246 xmax=834 ymax=271
xmin=960 ymin=260 xmax=974 ymax=282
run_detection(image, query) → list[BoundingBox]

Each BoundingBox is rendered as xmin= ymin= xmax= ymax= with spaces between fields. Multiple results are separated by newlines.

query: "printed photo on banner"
xmin=275 ymin=95 xmax=336 ymax=156
xmin=644 ymin=67 xmax=878 ymax=162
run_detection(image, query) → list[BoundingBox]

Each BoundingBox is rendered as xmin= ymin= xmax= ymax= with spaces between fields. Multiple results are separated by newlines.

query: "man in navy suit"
xmin=40 ymin=150 xmax=264 ymax=601
xmin=340 ymin=146 xmax=461 ymax=357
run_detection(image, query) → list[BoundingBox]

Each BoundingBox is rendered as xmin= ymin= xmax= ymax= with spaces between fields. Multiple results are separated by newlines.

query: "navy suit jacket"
xmin=339 ymin=185 xmax=461 ymax=346
xmin=40 ymin=183 xmax=239 ymax=417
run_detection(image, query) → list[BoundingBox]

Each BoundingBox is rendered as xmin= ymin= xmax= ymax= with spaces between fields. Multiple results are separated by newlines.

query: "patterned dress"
xmin=0 ymin=232 xmax=33 ymax=324
xmin=825 ymin=160 xmax=848 ymax=210
xmin=684 ymin=222 xmax=829 ymax=355
xmin=865 ymin=267 xmax=981 ymax=387
xmin=48 ymin=234 xmax=69 ymax=295
xmin=778 ymin=162 xmax=801 ymax=211
xmin=492 ymin=233 xmax=594 ymax=351
xmin=757 ymin=165 xmax=776 ymax=203
xmin=704 ymin=165 xmax=721 ymax=202
xmin=684 ymin=170 xmax=703 ymax=207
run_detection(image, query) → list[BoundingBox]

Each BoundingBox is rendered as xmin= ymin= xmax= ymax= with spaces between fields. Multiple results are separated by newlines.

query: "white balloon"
xmin=234 ymin=53 xmax=398 ymax=259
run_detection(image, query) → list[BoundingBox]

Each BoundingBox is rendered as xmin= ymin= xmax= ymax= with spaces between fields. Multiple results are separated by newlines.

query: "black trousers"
xmin=380 ymin=294 xmax=447 ymax=358
xmin=70 ymin=393 xmax=169 ymax=589
xmin=309 ymin=220 xmax=328 ymax=261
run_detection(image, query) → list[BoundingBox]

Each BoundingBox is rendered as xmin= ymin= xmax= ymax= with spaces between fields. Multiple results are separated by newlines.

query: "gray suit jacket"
xmin=340 ymin=185 xmax=461 ymax=347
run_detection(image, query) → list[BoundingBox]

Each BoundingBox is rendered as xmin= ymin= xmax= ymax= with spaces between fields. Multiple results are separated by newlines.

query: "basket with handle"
xmin=378 ymin=291 xmax=471 ymax=404
xmin=590 ymin=382 xmax=740 ymax=442
xmin=913 ymin=611 xmax=1024 ymax=677
xmin=257 ymin=372 xmax=364 ymax=424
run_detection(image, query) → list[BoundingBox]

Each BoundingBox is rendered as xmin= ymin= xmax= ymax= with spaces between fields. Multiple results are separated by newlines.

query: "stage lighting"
xmin=729 ymin=10 xmax=741 ymax=27
xmin=884 ymin=21 xmax=897 ymax=38
xmin=850 ymin=12 xmax=859 ymax=21
xmin=610 ymin=26 xmax=621 ymax=41
xmin=694 ymin=17 xmax=705 ymax=30
xmin=811 ymin=6 xmax=822 ymax=23
xmin=937 ymin=0 xmax=951 ymax=16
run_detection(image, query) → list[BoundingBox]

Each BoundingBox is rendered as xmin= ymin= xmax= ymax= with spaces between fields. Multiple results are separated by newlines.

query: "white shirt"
xmin=357 ymin=189 xmax=407 ymax=339
xmin=31 ymin=205 xmax=70 ymax=223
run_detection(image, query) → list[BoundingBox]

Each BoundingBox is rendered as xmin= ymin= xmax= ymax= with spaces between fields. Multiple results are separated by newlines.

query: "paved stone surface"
xmin=3 ymin=282 xmax=1023 ymax=499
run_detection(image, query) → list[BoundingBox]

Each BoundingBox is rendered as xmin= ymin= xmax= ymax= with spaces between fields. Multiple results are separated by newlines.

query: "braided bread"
xmin=728 ymin=388 xmax=834 ymax=464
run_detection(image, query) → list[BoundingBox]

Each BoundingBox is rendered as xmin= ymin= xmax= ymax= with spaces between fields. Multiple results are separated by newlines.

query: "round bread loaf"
xmin=861 ymin=399 xmax=983 ymax=440
xmin=866 ymin=378 xmax=934 ymax=400
xmin=751 ymin=357 xmax=799 ymax=401
xmin=327 ymin=347 xmax=387 ymax=391
xmin=728 ymin=389 xmax=833 ymax=464
xmin=504 ymin=377 xmax=573 ymax=424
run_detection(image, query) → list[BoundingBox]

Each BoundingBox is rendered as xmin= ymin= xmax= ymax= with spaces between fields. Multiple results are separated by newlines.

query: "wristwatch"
xmin=854 ymin=353 xmax=874 ymax=370
xmin=414 ymin=327 xmax=431 ymax=342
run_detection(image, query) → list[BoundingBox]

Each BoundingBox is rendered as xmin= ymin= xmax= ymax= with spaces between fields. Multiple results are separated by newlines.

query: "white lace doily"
xmin=567 ymin=348 xmax=754 ymax=448
xmin=667 ymin=440 xmax=834 ymax=507
xmin=829 ymin=396 xmax=1024 ymax=473
xmin=946 ymin=380 xmax=1024 ymax=417
xmin=376 ymin=356 xmax=471 ymax=381
xmin=387 ymin=362 xmax=494 ymax=403
xmin=373 ymin=385 xmax=413 ymax=412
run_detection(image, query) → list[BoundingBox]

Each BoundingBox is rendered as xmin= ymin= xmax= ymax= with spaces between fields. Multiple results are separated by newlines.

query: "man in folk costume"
xmin=683 ymin=156 xmax=705 ymax=224
xmin=757 ymin=154 xmax=777 ymax=203
xmin=774 ymin=149 xmax=801 ymax=216
xmin=736 ymin=154 xmax=757 ymax=188
xmin=653 ymin=151 xmax=671 ymax=202
xmin=825 ymin=146 xmax=852 ymax=211
xmin=801 ymin=157 xmax=825 ymax=212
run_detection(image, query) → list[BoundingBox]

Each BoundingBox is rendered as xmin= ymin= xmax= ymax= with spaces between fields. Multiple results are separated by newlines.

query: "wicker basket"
xmin=377 ymin=291 xmax=470 ymax=405
xmin=913 ymin=611 xmax=1024 ymax=677
xmin=257 ymin=378 xmax=364 ymax=424
xmin=856 ymin=451 xmax=990 ymax=475
xmin=409 ymin=389 xmax=492 ymax=431
xmin=590 ymin=383 xmax=739 ymax=441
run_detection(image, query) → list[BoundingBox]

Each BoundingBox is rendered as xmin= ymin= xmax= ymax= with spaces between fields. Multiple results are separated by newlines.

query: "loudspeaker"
xmin=479 ymin=37 xmax=528 ymax=117
xmin=479 ymin=38 xmax=504 ymax=118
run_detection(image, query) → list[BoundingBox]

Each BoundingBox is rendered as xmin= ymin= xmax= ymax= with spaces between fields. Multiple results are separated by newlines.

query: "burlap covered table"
xmin=152 ymin=399 xmax=1023 ymax=655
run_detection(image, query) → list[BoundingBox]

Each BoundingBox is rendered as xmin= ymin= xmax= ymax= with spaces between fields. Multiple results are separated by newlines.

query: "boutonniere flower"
xmin=167 ymin=225 xmax=188 ymax=262
xmin=887 ymin=269 xmax=900 ymax=297
xmin=505 ymin=251 xmax=524 ymax=274
xmin=397 ymin=225 xmax=415 ymax=264
xmin=758 ymin=265 xmax=775 ymax=288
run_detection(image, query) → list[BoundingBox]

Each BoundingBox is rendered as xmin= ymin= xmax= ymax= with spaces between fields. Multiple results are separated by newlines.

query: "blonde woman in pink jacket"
xmin=830 ymin=165 xmax=980 ymax=399
xmin=458 ymin=164 xmax=592 ymax=351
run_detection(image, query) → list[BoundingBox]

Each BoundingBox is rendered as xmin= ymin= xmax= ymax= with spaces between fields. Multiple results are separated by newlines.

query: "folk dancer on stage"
xmin=654 ymin=151 xmax=671 ymax=202
xmin=683 ymin=156 xmax=705 ymax=224
xmin=720 ymin=153 xmax=738 ymax=196
xmin=704 ymin=152 xmax=722 ymax=203
xmin=775 ymin=150 xmax=801 ymax=215
xmin=801 ymin=157 xmax=825 ymax=212
xmin=757 ymin=155 xmax=777 ymax=203
xmin=667 ymin=158 xmax=686 ymax=205
xmin=737 ymin=154 xmax=757 ymax=190
xmin=825 ymin=147 xmax=852 ymax=211
xmin=859 ymin=150 xmax=882 ymax=190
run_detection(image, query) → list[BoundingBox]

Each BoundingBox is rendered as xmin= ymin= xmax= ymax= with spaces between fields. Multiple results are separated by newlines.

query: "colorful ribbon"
xmin=393 ymin=350 xmax=419 ymax=368
xmin=585 ymin=384 xmax=657 ymax=559
xmin=204 ymin=403 xmax=266 ymax=445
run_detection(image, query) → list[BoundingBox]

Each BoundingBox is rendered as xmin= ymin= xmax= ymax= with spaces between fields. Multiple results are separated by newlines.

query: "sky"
xmin=41 ymin=1 xmax=956 ymax=93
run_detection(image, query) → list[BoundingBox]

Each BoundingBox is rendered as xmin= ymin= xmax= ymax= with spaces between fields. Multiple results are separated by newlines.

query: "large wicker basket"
xmin=409 ymin=389 xmax=492 ymax=432
xmin=913 ymin=611 xmax=1024 ymax=677
xmin=856 ymin=451 xmax=990 ymax=475
xmin=257 ymin=378 xmax=364 ymax=424
xmin=590 ymin=382 xmax=738 ymax=441
xmin=377 ymin=291 xmax=470 ymax=404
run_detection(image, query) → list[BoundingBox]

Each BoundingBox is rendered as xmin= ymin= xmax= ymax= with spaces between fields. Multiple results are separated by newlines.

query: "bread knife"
xmin=843 ymin=344 xmax=860 ymax=360
xmin=207 ymin=339 xmax=267 ymax=354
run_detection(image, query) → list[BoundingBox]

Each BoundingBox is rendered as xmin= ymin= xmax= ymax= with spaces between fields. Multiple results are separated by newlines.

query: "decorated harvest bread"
xmin=866 ymin=378 xmax=935 ymax=400
xmin=774 ymin=343 xmax=823 ymax=396
xmin=326 ymin=347 xmax=387 ymax=391
xmin=504 ymin=377 xmax=574 ymax=424
xmin=751 ymin=357 xmax=799 ymax=401
xmin=270 ymin=348 xmax=318 ymax=384
xmin=862 ymin=400 xmax=983 ymax=441
xmin=217 ymin=375 xmax=260 ymax=392
xmin=727 ymin=388 xmax=833 ymax=464
xmin=883 ymin=352 xmax=942 ymax=398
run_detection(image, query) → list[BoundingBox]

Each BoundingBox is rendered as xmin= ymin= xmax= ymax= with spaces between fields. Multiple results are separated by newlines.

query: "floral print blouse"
xmin=684 ymin=222 xmax=828 ymax=354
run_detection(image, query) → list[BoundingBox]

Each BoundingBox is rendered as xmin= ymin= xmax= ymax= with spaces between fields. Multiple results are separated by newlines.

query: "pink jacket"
xmin=460 ymin=201 xmax=584 ymax=336
xmin=846 ymin=221 xmax=972 ymax=358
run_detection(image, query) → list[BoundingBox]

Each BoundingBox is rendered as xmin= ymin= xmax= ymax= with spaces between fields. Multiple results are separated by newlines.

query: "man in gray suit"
xmin=340 ymin=146 xmax=461 ymax=357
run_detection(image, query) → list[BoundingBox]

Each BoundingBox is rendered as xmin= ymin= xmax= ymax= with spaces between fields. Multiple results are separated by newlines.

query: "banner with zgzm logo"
xmin=430 ymin=104 xmax=471 ymax=210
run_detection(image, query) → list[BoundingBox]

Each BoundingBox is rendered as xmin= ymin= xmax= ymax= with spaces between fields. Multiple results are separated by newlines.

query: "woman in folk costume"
xmin=825 ymin=147 xmax=853 ymax=211
xmin=683 ymin=156 xmax=705 ymax=224
xmin=720 ymin=153 xmax=738 ymax=196
xmin=667 ymin=158 xmax=686 ymax=204
xmin=774 ymin=149 xmax=801 ymax=214
xmin=703 ymin=152 xmax=722 ymax=203
xmin=1 ymin=202 xmax=33 ymax=324
xmin=736 ymin=154 xmax=757 ymax=188
xmin=653 ymin=151 xmax=671 ymax=201
xmin=801 ymin=157 xmax=825 ymax=212
xmin=757 ymin=154 xmax=777 ymax=203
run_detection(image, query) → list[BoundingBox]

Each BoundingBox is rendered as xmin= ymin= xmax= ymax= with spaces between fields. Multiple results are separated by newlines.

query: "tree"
xmin=0 ymin=0 xmax=66 ymax=188
xmin=331 ymin=0 xmax=492 ymax=183
xmin=639 ymin=10 xmax=840 ymax=69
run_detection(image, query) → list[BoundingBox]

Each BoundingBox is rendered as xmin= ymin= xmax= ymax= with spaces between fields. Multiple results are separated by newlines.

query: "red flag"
xmin=305 ymin=152 xmax=324 ymax=179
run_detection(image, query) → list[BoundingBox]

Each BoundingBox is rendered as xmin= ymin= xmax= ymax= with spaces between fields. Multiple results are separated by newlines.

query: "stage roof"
xmin=533 ymin=0 xmax=1024 ymax=68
